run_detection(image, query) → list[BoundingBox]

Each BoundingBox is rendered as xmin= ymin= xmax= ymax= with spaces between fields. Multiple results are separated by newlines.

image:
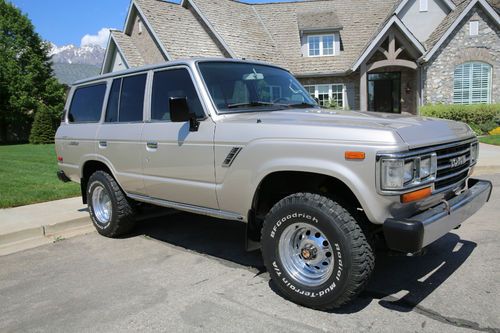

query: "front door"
xmin=141 ymin=66 xmax=218 ymax=209
xmin=368 ymin=72 xmax=401 ymax=113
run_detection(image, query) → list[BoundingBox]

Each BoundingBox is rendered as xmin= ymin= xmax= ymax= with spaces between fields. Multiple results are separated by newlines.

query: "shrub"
xmin=420 ymin=104 xmax=500 ymax=135
xmin=29 ymin=104 xmax=57 ymax=144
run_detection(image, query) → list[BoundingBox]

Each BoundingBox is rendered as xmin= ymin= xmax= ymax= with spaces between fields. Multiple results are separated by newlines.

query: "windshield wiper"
xmin=281 ymin=102 xmax=317 ymax=109
xmin=226 ymin=101 xmax=276 ymax=109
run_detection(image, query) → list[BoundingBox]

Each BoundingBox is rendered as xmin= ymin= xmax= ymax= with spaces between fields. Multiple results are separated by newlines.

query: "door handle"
xmin=146 ymin=142 xmax=158 ymax=149
xmin=99 ymin=141 xmax=107 ymax=148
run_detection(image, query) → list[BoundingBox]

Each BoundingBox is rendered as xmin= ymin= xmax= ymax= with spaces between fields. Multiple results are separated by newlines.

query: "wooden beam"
xmin=367 ymin=59 xmax=418 ymax=72
xmin=394 ymin=47 xmax=405 ymax=59
xmin=360 ymin=62 xmax=368 ymax=111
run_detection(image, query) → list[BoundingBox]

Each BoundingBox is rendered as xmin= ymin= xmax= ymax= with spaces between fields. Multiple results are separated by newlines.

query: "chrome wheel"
xmin=91 ymin=185 xmax=112 ymax=225
xmin=278 ymin=223 xmax=334 ymax=287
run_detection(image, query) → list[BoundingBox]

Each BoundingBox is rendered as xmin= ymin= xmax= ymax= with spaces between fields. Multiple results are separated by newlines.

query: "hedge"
xmin=420 ymin=104 xmax=500 ymax=135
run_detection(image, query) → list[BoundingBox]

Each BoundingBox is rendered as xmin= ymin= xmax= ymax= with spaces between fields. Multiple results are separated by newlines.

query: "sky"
xmin=10 ymin=0 xmax=296 ymax=48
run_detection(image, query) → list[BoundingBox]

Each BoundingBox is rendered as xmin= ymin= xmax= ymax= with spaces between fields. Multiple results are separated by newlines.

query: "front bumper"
xmin=383 ymin=178 xmax=492 ymax=253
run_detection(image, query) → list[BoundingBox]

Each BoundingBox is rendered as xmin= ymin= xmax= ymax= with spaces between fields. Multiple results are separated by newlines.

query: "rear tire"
xmin=261 ymin=193 xmax=374 ymax=310
xmin=87 ymin=171 xmax=136 ymax=237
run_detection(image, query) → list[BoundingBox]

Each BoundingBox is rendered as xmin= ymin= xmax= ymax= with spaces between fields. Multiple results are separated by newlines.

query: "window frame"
xmin=67 ymin=81 xmax=108 ymax=124
xmin=419 ymin=0 xmax=428 ymax=12
xmin=453 ymin=62 xmax=492 ymax=105
xmin=103 ymin=72 xmax=148 ymax=124
xmin=469 ymin=20 xmax=479 ymax=36
xmin=148 ymin=65 xmax=209 ymax=123
xmin=303 ymin=83 xmax=346 ymax=109
xmin=307 ymin=34 xmax=337 ymax=57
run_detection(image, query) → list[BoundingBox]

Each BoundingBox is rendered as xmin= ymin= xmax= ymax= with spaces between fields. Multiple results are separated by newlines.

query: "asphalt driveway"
xmin=1 ymin=174 xmax=499 ymax=332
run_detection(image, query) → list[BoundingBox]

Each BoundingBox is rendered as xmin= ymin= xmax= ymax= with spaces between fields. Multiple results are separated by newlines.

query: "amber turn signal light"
xmin=345 ymin=151 xmax=365 ymax=160
xmin=401 ymin=187 xmax=432 ymax=203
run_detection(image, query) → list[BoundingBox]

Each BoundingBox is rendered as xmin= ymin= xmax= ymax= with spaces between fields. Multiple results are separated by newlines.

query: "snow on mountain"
xmin=50 ymin=43 xmax=105 ymax=66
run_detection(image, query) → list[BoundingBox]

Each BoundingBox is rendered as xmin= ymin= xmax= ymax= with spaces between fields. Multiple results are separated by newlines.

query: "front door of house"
xmin=368 ymin=72 xmax=401 ymax=113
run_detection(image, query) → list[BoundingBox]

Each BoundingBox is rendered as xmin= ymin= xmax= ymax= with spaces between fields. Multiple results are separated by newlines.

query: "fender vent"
xmin=222 ymin=147 xmax=242 ymax=167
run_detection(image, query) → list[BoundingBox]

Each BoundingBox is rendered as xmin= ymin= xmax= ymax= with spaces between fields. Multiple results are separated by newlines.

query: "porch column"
xmin=360 ymin=62 xmax=368 ymax=111
xmin=416 ymin=66 xmax=422 ymax=115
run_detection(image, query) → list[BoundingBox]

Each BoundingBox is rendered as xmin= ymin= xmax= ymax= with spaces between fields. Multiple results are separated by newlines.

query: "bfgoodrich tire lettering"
xmin=87 ymin=171 xmax=136 ymax=237
xmin=261 ymin=193 xmax=374 ymax=310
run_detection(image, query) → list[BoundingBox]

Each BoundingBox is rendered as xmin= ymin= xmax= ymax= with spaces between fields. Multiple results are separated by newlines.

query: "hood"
xmin=217 ymin=109 xmax=475 ymax=149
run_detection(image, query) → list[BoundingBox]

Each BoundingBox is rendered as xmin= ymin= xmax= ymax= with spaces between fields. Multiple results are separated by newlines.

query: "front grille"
xmin=434 ymin=141 xmax=472 ymax=192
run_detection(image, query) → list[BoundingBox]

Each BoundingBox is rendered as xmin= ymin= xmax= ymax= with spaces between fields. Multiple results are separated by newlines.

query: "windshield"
xmin=198 ymin=62 xmax=318 ymax=113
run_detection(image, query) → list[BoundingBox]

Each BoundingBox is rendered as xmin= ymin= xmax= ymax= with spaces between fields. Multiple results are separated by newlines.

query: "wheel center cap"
xmin=301 ymin=245 xmax=317 ymax=260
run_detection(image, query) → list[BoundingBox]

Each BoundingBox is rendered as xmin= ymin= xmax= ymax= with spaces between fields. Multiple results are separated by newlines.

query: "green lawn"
xmin=479 ymin=135 xmax=500 ymax=146
xmin=0 ymin=144 xmax=80 ymax=208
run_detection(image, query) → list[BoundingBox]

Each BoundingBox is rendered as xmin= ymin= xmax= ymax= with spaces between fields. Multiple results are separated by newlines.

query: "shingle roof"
xmin=111 ymin=31 xmax=145 ymax=67
xmin=297 ymin=11 xmax=343 ymax=31
xmin=251 ymin=0 xmax=398 ymax=74
xmin=425 ymin=0 xmax=472 ymax=50
xmin=134 ymin=0 xmax=226 ymax=59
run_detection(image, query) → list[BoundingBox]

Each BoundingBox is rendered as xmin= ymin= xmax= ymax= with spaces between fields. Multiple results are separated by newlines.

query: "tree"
xmin=29 ymin=103 xmax=55 ymax=144
xmin=0 ymin=0 xmax=66 ymax=143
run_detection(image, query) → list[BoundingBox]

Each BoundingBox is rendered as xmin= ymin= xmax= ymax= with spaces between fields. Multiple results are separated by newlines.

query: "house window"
xmin=138 ymin=19 xmax=143 ymax=35
xmin=419 ymin=0 xmax=428 ymax=12
xmin=304 ymin=84 xmax=345 ymax=108
xmin=307 ymin=34 xmax=336 ymax=57
xmin=469 ymin=21 xmax=479 ymax=36
xmin=453 ymin=62 xmax=491 ymax=104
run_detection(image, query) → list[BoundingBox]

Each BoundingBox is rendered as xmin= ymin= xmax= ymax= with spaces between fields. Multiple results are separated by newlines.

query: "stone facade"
xmin=424 ymin=6 xmax=500 ymax=104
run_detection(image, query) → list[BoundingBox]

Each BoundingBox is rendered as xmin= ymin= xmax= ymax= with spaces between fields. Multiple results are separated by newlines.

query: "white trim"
xmin=469 ymin=20 xmax=479 ymax=35
xmin=303 ymin=83 xmax=346 ymax=109
xmin=423 ymin=0 xmax=500 ymax=61
xmin=394 ymin=0 xmax=456 ymax=15
xmin=420 ymin=0 xmax=429 ymax=12
xmin=307 ymin=34 xmax=336 ymax=57
xmin=186 ymin=0 xmax=237 ymax=58
xmin=351 ymin=16 xmax=425 ymax=71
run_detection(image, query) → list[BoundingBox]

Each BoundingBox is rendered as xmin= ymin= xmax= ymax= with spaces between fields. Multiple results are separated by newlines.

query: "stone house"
xmin=102 ymin=0 xmax=500 ymax=114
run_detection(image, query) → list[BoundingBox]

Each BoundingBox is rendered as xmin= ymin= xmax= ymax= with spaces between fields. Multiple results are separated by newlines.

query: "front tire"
xmin=261 ymin=193 xmax=374 ymax=310
xmin=87 ymin=171 xmax=136 ymax=237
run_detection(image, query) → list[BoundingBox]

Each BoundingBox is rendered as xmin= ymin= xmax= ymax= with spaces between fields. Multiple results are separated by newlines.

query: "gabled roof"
xmin=394 ymin=0 xmax=457 ymax=15
xmin=111 ymin=31 xmax=145 ymax=67
xmin=134 ymin=0 xmax=227 ymax=59
xmin=423 ymin=0 xmax=500 ymax=61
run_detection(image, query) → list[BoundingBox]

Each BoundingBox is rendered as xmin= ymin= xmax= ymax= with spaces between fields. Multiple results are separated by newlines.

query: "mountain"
xmin=49 ymin=44 xmax=105 ymax=66
xmin=49 ymin=44 xmax=105 ymax=85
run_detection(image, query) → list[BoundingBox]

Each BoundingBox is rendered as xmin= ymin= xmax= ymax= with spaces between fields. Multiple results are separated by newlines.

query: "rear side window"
xmin=105 ymin=73 xmax=147 ymax=123
xmin=151 ymin=68 xmax=205 ymax=121
xmin=68 ymin=84 xmax=106 ymax=123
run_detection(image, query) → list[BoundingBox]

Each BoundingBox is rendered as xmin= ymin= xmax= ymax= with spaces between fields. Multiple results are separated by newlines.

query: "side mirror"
xmin=169 ymin=97 xmax=199 ymax=132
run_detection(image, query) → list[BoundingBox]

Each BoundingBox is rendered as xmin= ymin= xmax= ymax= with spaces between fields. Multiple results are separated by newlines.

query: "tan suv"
xmin=56 ymin=58 xmax=492 ymax=310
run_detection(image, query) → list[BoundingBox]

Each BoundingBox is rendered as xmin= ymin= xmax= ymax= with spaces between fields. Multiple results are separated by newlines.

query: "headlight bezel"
xmin=377 ymin=153 xmax=437 ymax=193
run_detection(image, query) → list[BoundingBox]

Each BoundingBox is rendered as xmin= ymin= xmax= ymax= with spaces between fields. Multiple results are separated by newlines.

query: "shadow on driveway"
xmin=128 ymin=210 xmax=476 ymax=314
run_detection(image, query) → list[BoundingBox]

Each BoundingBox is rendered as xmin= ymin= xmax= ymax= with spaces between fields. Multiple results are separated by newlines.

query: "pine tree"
xmin=29 ymin=104 xmax=56 ymax=144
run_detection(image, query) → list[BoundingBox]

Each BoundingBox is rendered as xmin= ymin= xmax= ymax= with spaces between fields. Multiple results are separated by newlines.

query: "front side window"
xmin=151 ymin=68 xmax=205 ymax=121
xmin=198 ymin=62 xmax=317 ymax=113
xmin=304 ymin=84 xmax=345 ymax=109
xmin=105 ymin=73 xmax=147 ymax=122
xmin=307 ymin=34 xmax=336 ymax=57
xmin=453 ymin=62 xmax=491 ymax=104
xmin=68 ymin=83 xmax=106 ymax=123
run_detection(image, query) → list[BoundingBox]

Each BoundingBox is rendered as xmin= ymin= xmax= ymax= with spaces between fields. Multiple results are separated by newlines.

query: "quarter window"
xmin=151 ymin=68 xmax=205 ymax=121
xmin=105 ymin=73 xmax=147 ymax=122
xmin=453 ymin=62 xmax=491 ymax=104
xmin=68 ymin=83 xmax=106 ymax=123
xmin=307 ymin=34 xmax=336 ymax=57
xmin=304 ymin=84 xmax=345 ymax=109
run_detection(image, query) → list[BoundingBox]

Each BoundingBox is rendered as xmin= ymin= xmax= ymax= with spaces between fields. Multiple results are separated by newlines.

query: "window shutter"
xmin=453 ymin=62 xmax=491 ymax=104
xmin=419 ymin=0 xmax=428 ymax=12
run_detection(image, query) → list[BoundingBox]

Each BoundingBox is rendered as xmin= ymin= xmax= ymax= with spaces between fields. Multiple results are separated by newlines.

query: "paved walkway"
xmin=474 ymin=143 xmax=500 ymax=175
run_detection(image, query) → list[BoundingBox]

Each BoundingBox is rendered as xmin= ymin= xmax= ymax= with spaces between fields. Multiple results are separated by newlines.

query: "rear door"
xmin=96 ymin=73 xmax=147 ymax=195
xmin=141 ymin=66 xmax=217 ymax=209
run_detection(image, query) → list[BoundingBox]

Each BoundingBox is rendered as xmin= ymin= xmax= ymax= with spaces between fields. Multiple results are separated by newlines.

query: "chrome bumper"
xmin=383 ymin=178 xmax=492 ymax=253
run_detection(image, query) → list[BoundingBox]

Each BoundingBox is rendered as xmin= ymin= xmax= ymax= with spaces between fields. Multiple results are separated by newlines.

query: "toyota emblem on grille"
xmin=450 ymin=155 xmax=467 ymax=168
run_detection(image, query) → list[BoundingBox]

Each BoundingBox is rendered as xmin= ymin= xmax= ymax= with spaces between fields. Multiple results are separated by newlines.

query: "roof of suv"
xmin=73 ymin=58 xmax=286 ymax=86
